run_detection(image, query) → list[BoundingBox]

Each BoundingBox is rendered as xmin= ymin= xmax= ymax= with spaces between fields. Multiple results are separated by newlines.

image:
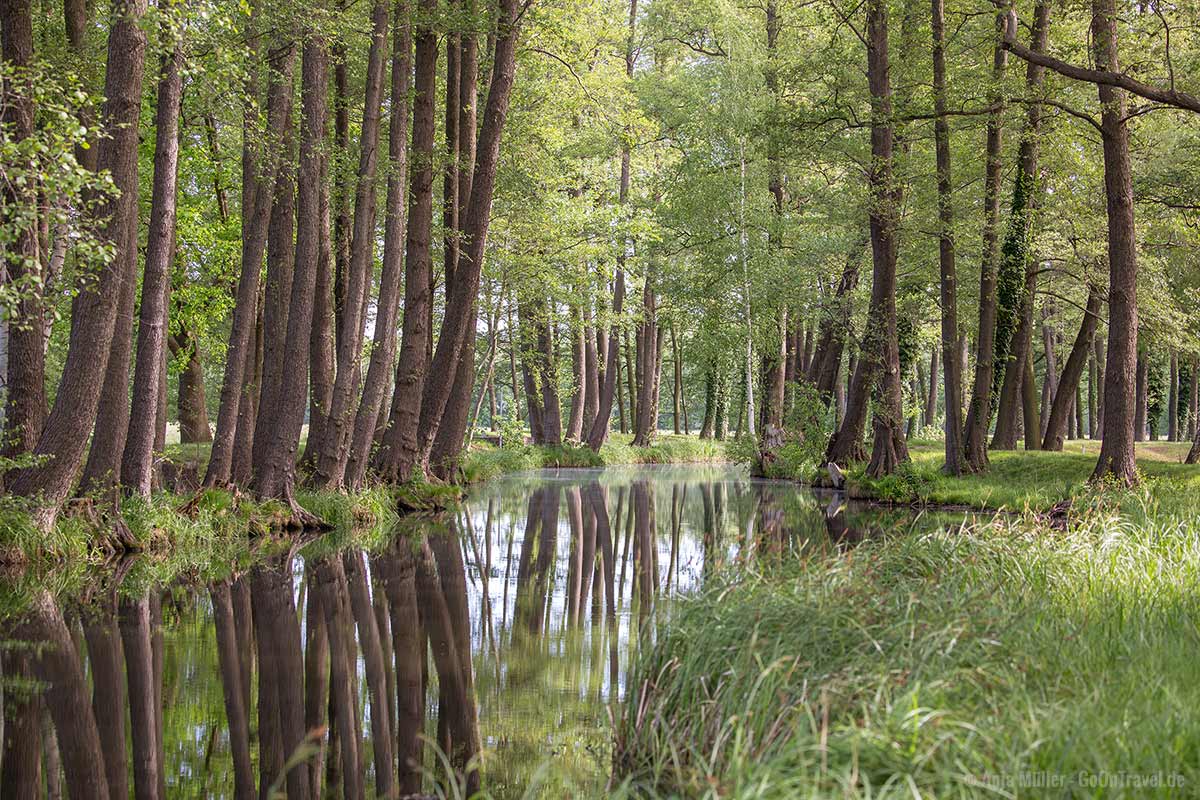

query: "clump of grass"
xmin=614 ymin=509 xmax=1200 ymax=798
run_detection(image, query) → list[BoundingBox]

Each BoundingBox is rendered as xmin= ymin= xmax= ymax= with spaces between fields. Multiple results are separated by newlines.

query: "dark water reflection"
xmin=0 ymin=464 xmax=962 ymax=798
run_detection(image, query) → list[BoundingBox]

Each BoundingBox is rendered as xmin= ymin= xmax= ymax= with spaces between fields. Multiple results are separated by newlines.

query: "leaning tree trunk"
xmin=1 ymin=0 xmax=47 ymax=467
xmin=346 ymin=6 xmax=412 ymax=489
xmin=992 ymin=0 xmax=1050 ymax=451
xmin=1041 ymin=285 xmax=1102 ymax=451
xmin=1088 ymin=0 xmax=1139 ymax=486
xmin=122 ymin=25 xmax=184 ymax=496
xmin=375 ymin=0 xmax=437 ymax=483
xmin=205 ymin=41 xmax=296 ymax=487
xmin=411 ymin=0 xmax=528 ymax=473
xmin=962 ymin=5 xmax=1011 ymax=473
xmin=313 ymin=0 xmax=389 ymax=488
xmin=250 ymin=34 xmax=329 ymax=509
xmin=827 ymin=0 xmax=904 ymax=474
xmin=7 ymin=0 xmax=148 ymax=521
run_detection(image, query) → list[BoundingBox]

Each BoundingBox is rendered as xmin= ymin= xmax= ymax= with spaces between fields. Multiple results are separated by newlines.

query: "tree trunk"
xmin=567 ymin=310 xmax=587 ymax=440
xmin=250 ymin=35 xmax=328 ymax=508
xmin=1168 ymin=350 xmax=1179 ymax=441
xmin=122 ymin=25 xmax=184 ymax=496
xmin=6 ymin=0 xmax=147 ymax=518
xmin=313 ymin=0 xmax=389 ymax=488
xmin=1041 ymin=286 xmax=1102 ymax=451
xmin=962 ymin=5 xmax=1011 ymax=473
xmin=205 ymin=40 xmax=296 ymax=487
xmin=930 ymin=0 xmax=963 ymax=474
xmin=0 ymin=0 xmax=46 ymax=466
xmin=375 ymin=0 xmax=437 ymax=483
xmin=808 ymin=242 xmax=862 ymax=404
xmin=346 ymin=6 xmax=412 ymax=489
xmin=411 ymin=0 xmax=526 ymax=474
xmin=1134 ymin=349 xmax=1147 ymax=442
xmin=1086 ymin=0 xmax=1138 ymax=483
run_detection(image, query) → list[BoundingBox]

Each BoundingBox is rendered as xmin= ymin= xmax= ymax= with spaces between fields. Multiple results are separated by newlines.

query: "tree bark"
xmin=250 ymin=35 xmax=328 ymax=508
xmin=6 ymin=0 xmax=147 ymax=518
xmin=313 ymin=0 xmax=389 ymax=488
xmin=122 ymin=23 xmax=184 ymax=496
xmin=1168 ymin=350 xmax=1179 ymax=441
xmin=1042 ymin=286 xmax=1102 ymax=451
xmin=346 ymin=4 xmax=412 ymax=489
xmin=205 ymin=40 xmax=296 ymax=487
xmin=410 ymin=0 xmax=528 ymax=474
xmin=962 ymin=5 xmax=1011 ymax=472
xmin=1134 ymin=349 xmax=1147 ymax=442
xmin=375 ymin=0 xmax=438 ymax=482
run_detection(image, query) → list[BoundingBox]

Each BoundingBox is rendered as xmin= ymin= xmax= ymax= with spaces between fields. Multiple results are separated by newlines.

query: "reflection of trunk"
xmin=303 ymin=571 xmax=330 ymax=795
xmin=514 ymin=487 xmax=559 ymax=636
xmin=210 ymin=580 xmax=256 ymax=800
xmin=583 ymin=482 xmax=619 ymax=688
xmin=1 ymin=645 xmax=43 ymax=797
xmin=313 ymin=557 xmax=365 ymax=800
xmin=1043 ymin=288 xmax=1103 ymax=450
xmin=17 ymin=592 xmax=111 ymax=799
xmin=631 ymin=480 xmax=656 ymax=618
xmin=343 ymin=551 xmax=395 ymax=798
xmin=82 ymin=604 xmax=129 ymax=800
xmin=375 ymin=545 xmax=424 ymax=794
xmin=415 ymin=539 xmax=480 ymax=795
xmin=119 ymin=593 xmax=163 ymax=800
xmin=250 ymin=562 xmax=312 ymax=800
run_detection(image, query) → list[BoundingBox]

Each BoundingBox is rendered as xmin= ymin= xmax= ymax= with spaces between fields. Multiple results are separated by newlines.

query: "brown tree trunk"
xmin=122 ymin=23 xmax=184 ymax=496
xmin=1134 ymin=349 xmax=1147 ymax=442
xmin=412 ymin=0 xmax=526 ymax=475
xmin=313 ymin=0 xmax=389 ymax=488
xmin=12 ymin=0 xmax=146 ymax=510
xmin=1042 ymin=286 xmax=1102 ymax=451
xmin=375 ymin=0 xmax=437 ymax=482
xmin=251 ymin=36 xmax=328 ymax=507
xmin=169 ymin=330 xmax=212 ymax=443
xmin=1189 ymin=356 xmax=1197 ymax=440
xmin=962 ymin=5 xmax=1011 ymax=472
xmin=303 ymin=157 xmax=336 ymax=470
xmin=567 ymin=310 xmax=587 ymax=440
xmin=827 ymin=0 xmax=905 ymax=476
xmin=346 ymin=5 xmax=412 ymax=489
xmin=205 ymin=40 xmax=296 ymax=487
xmin=807 ymin=243 xmax=862 ymax=404
xmin=1168 ymin=350 xmax=1179 ymax=441
xmin=1 ymin=0 xmax=46 ymax=467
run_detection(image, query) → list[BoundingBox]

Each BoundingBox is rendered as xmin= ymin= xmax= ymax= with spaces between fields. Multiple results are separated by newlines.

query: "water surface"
xmin=0 ymin=464 xmax=962 ymax=798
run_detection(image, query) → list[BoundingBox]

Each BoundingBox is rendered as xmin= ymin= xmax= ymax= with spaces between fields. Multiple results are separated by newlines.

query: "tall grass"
xmin=614 ymin=510 xmax=1200 ymax=798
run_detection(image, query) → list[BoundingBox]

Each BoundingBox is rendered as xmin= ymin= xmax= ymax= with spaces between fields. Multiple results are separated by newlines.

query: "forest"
xmin=2 ymin=0 xmax=1200 ymax=795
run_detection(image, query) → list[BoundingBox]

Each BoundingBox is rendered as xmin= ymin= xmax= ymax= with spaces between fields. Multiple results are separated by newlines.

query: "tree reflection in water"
xmin=0 ymin=465 xmax=959 ymax=798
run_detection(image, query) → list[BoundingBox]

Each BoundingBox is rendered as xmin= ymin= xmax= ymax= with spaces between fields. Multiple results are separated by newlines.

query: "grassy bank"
xmin=839 ymin=440 xmax=1200 ymax=519
xmin=613 ymin=510 xmax=1200 ymax=798
xmin=0 ymin=433 xmax=727 ymax=567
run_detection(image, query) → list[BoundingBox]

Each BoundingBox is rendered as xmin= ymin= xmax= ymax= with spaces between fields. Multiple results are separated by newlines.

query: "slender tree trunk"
xmin=346 ymin=6 xmax=412 ymax=488
xmin=122 ymin=23 xmax=183 ymax=496
xmin=587 ymin=0 xmax=636 ymax=450
xmin=6 ymin=0 xmax=147 ymax=518
xmin=1042 ymin=286 xmax=1102 ymax=450
xmin=1134 ymin=349 xmax=1147 ymax=442
xmin=828 ymin=0 xmax=905 ymax=475
xmin=567 ymin=310 xmax=587 ymax=440
xmin=930 ymin=0 xmax=963 ymax=473
xmin=250 ymin=34 xmax=328 ymax=510
xmin=1082 ymin=0 xmax=1138 ymax=483
xmin=1168 ymin=350 xmax=1179 ymax=441
xmin=205 ymin=40 xmax=296 ymax=487
xmin=1188 ymin=356 xmax=1197 ymax=440
xmin=0 ymin=0 xmax=46 ymax=466
xmin=314 ymin=0 xmax=389 ymax=487
xmin=962 ymin=5 xmax=1011 ymax=472
xmin=375 ymin=0 xmax=437 ymax=482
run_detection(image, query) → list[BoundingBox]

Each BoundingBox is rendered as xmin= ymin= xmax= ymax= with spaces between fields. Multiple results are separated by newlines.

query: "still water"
xmin=0 ymin=464 xmax=961 ymax=798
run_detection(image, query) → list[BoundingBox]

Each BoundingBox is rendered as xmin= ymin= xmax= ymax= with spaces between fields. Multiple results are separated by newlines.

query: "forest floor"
xmin=845 ymin=439 xmax=1200 ymax=520
xmin=613 ymin=495 xmax=1200 ymax=798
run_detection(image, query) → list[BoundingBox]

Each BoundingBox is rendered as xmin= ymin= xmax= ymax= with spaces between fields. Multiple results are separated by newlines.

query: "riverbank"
xmin=0 ymin=433 xmax=728 ymax=567
xmin=613 ymin=507 xmax=1200 ymax=798
xmin=833 ymin=440 xmax=1200 ymax=520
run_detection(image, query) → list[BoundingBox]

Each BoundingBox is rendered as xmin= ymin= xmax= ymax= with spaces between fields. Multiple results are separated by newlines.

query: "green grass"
xmin=613 ymin=509 xmax=1200 ymax=798
xmin=842 ymin=440 xmax=1200 ymax=519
